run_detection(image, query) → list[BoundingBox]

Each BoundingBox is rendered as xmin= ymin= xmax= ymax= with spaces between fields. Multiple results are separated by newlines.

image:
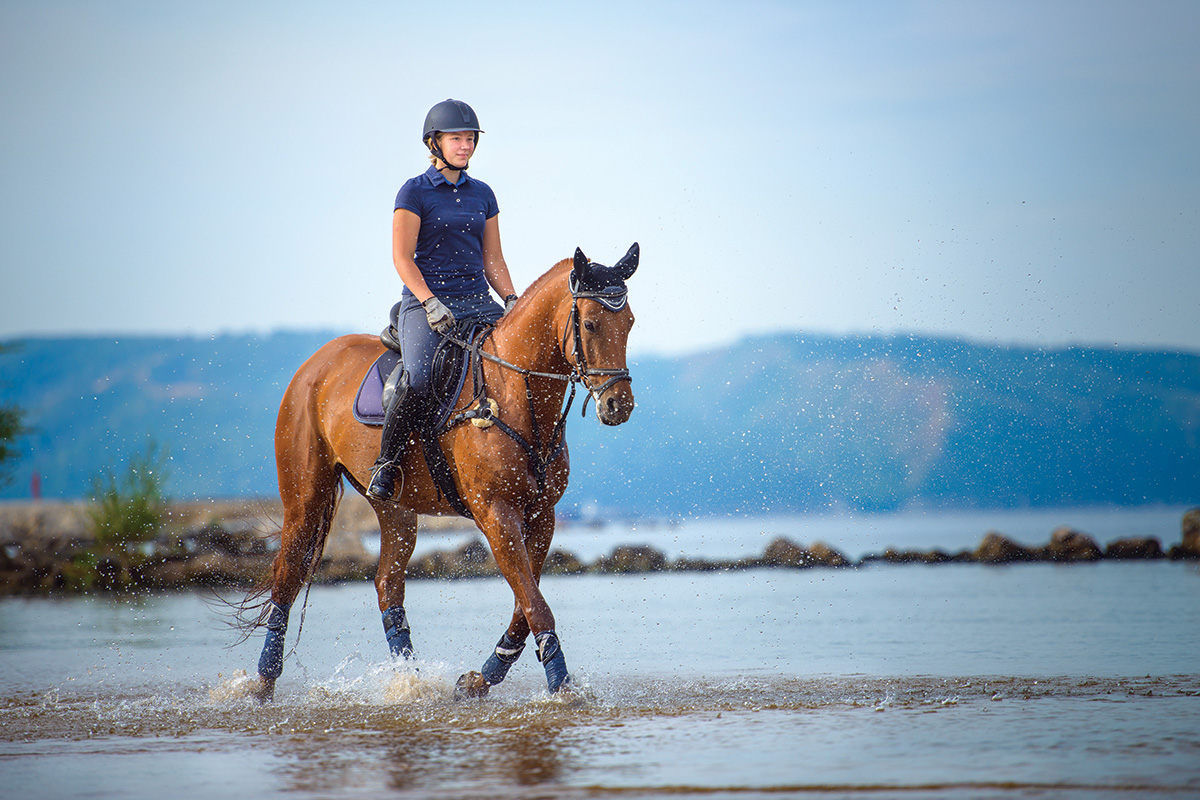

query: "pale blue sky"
xmin=2 ymin=0 xmax=1197 ymax=356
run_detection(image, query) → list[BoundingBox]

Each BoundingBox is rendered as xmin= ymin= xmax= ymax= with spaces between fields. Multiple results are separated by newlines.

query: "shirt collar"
xmin=424 ymin=164 xmax=469 ymax=187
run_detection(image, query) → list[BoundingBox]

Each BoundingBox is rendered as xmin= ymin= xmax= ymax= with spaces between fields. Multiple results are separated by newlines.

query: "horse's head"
xmin=568 ymin=243 xmax=638 ymax=426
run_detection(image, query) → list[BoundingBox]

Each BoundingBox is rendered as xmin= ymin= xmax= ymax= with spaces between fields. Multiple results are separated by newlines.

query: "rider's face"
xmin=437 ymin=131 xmax=476 ymax=168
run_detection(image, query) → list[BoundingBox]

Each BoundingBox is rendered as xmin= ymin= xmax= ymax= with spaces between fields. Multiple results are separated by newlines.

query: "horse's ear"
xmin=572 ymin=247 xmax=590 ymax=281
xmin=613 ymin=242 xmax=639 ymax=281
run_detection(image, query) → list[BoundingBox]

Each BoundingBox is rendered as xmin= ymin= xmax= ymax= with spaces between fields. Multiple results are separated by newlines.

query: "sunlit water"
xmin=2 ymin=510 xmax=1199 ymax=799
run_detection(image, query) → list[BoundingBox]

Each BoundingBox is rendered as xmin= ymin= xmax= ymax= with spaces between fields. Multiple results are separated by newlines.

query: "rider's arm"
xmin=392 ymin=208 xmax=435 ymax=303
xmin=482 ymin=215 xmax=517 ymax=300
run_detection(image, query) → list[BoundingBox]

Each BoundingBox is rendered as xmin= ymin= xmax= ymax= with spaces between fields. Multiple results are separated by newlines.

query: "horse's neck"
xmin=489 ymin=278 xmax=573 ymax=412
xmin=492 ymin=276 xmax=572 ymax=377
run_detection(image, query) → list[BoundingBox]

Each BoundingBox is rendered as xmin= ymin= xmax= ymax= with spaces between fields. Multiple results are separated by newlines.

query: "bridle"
xmin=564 ymin=272 xmax=633 ymax=416
xmin=448 ymin=272 xmax=633 ymax=420
xmin=439 ymin=270 xmax=633 ymax=500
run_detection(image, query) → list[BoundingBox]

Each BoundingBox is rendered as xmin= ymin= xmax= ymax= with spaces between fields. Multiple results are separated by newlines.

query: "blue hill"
xmin=2 ymin=331 xmax=1198 ymax=516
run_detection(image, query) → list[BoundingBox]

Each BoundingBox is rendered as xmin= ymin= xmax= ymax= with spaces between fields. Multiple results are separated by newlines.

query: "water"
xmin=2 ymin=510 xmax=1199 ymax=799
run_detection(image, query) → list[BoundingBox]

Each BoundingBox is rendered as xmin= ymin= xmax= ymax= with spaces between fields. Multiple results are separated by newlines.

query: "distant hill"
xmin=2 ymin=331 xmax=1198 ymax=516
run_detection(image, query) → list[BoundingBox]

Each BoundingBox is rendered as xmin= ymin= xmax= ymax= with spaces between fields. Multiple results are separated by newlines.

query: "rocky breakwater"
xmin=2 ymin=501 xmax=1198 ymax=595
xmin=859 ymin=512 xmax=1200 ymax=565
xmin=0 ymin=493 xmax=468 ymax=595
xmin=361 ymin=513 xmax=1200 ymax=581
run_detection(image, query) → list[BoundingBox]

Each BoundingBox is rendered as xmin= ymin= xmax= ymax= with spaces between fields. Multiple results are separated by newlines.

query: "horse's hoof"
xmin=253 ymin=676 xmax=276 ymax=704
xmin=453 ymin=671 xmax=490 ymax=701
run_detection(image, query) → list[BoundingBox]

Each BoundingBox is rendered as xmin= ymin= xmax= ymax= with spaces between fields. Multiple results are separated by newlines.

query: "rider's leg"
xmin=367 ymin=298 xmax=438 ymax=500
xmin=367 ymin=371 xmax=421 ymax=500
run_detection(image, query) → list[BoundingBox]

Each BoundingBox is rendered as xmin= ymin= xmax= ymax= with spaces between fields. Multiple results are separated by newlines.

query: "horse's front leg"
xmin=371 ymin=500 xmax=418 ymax=658
xmin=459 ymin=502 xmax=567 ymax=696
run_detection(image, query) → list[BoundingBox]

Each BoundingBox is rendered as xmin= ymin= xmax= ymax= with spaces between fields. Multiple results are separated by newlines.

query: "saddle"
xmin=353 ymin=312 xmax=482 ymax=430
xmin=353 ymin=310 xmax=494 ymax=518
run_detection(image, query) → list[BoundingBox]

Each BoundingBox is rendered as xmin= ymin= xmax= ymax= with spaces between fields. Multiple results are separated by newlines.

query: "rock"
xmin=541 ymin=548 xmax=585 ymax=575
xmin=180 ymin=552 xmax=268 ymax=586
xmin=760 ymin=538 xmax=849 ymax=568
xmin=408 ymin=539 xmax=498 ymax=579
xmin=975 ymin=531 xmax=1039 ymax=564
xmin=1045 ymin=527 xmax=1103 ymax=562
xmin=594 ymin=545 xmax=666 ymax=573
xmin=314 ymin=558 xmax=375 ymax=584
xmin=182 ymin=522 xmax=264 ymax=557
xmin=878 ymin=548 xmax=954 ymax=565
xmin=762 ymin=537 xmax=812 ymax=567
xmin=1176 ymin=508 xmax=1200 ymax=558
xmin=809 ymin=542 xmax=851 ymax=568
xmin=1105 ymin=537 xmax=1164 ymax=560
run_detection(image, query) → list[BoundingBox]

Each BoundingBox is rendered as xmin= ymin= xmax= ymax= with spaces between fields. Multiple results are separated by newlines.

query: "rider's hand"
xmin=503 ymin=294 xmax=518 ymax=316
xmin=422 ymin=296 xmax=455 ymax=333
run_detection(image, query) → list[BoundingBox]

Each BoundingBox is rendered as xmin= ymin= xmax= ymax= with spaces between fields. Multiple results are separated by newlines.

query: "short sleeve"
xmin=486 ymin=186 xmax=499 ymax=219
xmin=394 ymin=176 xmax=424 ymax=216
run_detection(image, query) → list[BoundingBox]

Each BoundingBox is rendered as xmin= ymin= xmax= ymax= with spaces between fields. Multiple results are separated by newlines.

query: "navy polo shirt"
xmin=394 ymin=165 xmax=500 ymax=317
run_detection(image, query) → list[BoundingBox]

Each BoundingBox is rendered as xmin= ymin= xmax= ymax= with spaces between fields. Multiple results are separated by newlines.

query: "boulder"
xmin=1105 ymin=537 xmax=1164 ymax=560
xmin=762 ymin=537 xmax=812 ymax=567
xmin=878 ymin=548 xmax=954 ymax=565
xmin=809 ymin=542 xmax=851 ymax=568
xmin=541 ymin=548 xmax=585 ymax=575
xmin=974 ymin=531 xmax=1039 ymax=564
xmin=760 ymin=538 xmax=850 ymax=568
xmin=594 ymin=544 xmax=667 ymax=574
xmin=408 ymin=538 xmax=499 ymax=579
xmin=1177 ymin=508 xmax=1200 ymax=558
xmin=1045 ymin=527 xmax=1103 ymax=562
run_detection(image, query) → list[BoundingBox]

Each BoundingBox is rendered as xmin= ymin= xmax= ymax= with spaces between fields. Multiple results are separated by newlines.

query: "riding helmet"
xmin=422 ymin=99 xmax=483 ymax=148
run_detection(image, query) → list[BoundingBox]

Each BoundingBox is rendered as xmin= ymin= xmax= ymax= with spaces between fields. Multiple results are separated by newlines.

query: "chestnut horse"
xmin=249 ymin=244 xmax=638 ymax=700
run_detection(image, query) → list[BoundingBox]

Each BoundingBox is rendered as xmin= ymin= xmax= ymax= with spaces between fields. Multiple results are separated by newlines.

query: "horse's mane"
xmin=521 ymin=258 xmax=573 ymax=304
xmin=498 ymin=257 xmax=572 ymax=326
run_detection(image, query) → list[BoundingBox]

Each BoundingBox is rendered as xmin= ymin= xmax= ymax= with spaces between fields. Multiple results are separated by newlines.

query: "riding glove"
xmin=422 ymin=296 xmax=455 ymax=333
xmin=504 ymin=294 xmax=519 ymax=315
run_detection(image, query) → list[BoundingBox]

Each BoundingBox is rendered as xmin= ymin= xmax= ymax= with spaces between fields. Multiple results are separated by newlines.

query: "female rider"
xmin=368 ymin=99 xmax=518 ymax=501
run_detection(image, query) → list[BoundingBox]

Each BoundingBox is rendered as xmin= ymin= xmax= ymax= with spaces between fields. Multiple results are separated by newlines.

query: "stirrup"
xmin=367 ymin=461 xmax=402 ymax=500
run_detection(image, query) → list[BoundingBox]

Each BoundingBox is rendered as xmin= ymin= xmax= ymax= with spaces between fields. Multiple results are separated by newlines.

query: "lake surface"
xmin=2 ymin=509 xmax=1199 ymax=799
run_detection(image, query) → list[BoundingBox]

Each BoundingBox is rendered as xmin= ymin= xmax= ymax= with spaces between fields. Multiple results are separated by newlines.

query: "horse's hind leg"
xmin=254 ymin=457 xmax=342 ymax=701
xmin=371 ymin=499 xmax=418 ymax=658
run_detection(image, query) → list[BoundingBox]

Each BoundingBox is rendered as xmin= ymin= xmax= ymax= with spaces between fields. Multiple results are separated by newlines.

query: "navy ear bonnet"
xmin=569 ymin=243 xmax=639 ymax=311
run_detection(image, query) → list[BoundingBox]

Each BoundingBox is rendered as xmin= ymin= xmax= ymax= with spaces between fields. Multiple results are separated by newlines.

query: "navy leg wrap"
xmin=535 ymin=630 xmax=570 ymax=693
xmin=257 ymin=601 xmax=290 ymax=679
xmin=480 ymin=632 xmax=526 ymax=686
xmin=382 ymin=606 xmax=413 ymax=658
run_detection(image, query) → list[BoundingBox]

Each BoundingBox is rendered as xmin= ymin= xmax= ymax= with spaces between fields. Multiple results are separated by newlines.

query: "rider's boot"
xmin=367 ymin=372 xmax=424 ymax=501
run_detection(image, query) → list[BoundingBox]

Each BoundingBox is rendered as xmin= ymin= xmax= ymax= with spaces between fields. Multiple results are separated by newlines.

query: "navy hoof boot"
xmin=535 ymin=630 xmax=570 ymax=694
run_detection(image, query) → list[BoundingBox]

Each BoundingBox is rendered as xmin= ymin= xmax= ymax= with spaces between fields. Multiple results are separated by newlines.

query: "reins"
xmin=439 ymin=279 xmax=632 ymax=498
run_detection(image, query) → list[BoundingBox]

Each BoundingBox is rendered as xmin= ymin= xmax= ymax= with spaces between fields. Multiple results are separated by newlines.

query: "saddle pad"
xmin=353 ymin=350 xmax=402 ymax=425
xmin=352 ymin=348 xmax=470 ymax=429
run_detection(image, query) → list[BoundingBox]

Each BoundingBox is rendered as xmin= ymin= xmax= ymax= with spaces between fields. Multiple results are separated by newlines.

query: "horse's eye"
xmin=583 ymin=320 xmax=599 ymax=333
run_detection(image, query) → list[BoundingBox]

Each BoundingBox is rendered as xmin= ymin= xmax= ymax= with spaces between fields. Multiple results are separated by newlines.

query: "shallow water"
xmin=2 ymin=514 xmax=1200 ymax=798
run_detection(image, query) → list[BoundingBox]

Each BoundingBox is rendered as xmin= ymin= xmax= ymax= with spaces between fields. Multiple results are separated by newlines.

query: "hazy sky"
xmin=2 ymin=0 xmax=1197 ymax=356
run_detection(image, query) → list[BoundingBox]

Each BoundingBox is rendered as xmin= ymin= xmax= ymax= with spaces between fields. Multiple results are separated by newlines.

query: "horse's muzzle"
xmin=597 ymin=386 xmax=635 ymax=426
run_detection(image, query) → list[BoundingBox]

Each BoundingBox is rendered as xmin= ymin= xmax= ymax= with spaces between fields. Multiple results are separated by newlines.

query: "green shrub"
xmin=89 ymin=440 xmax=169 ymax=548
xmin=0 ymin=404 xmax=21 ymax=487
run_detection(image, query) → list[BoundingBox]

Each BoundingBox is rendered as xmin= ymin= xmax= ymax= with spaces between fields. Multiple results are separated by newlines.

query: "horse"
xmin=246 ymin=243 xmax=639 ymax=700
